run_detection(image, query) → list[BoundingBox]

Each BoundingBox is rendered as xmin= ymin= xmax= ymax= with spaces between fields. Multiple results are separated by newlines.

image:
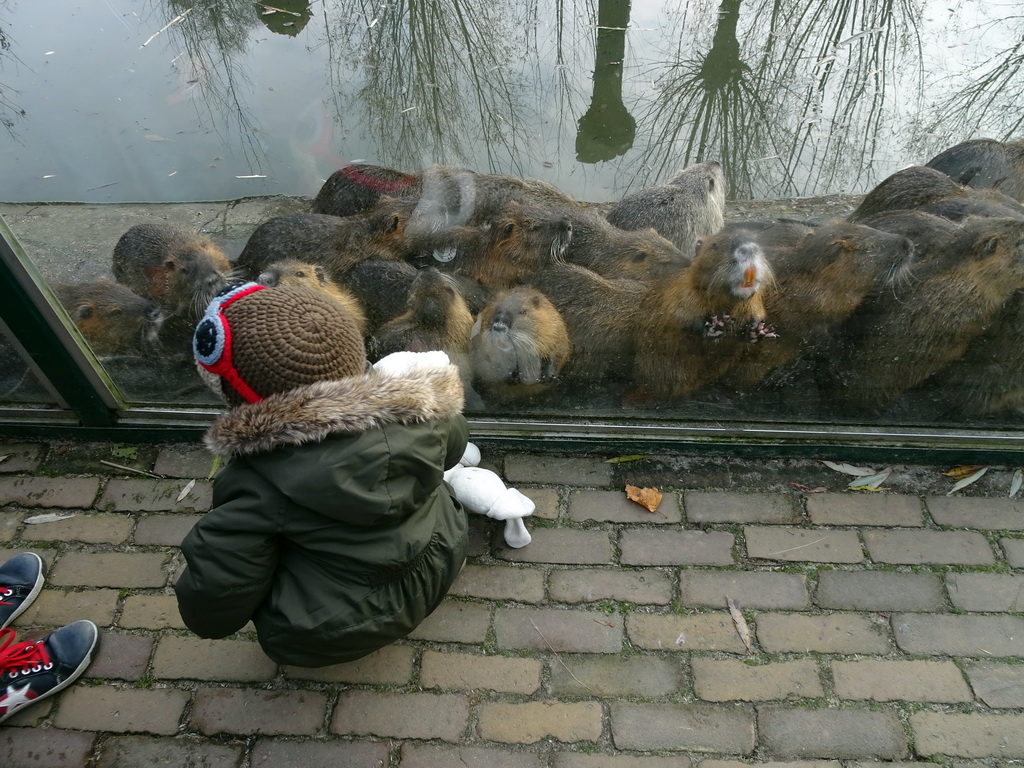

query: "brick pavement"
xmin=1 ymin=440 xmax=1023 ymax=767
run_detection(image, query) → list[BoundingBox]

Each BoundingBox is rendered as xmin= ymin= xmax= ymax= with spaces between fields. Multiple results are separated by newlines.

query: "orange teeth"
xmin=742 ymin=266 xmax=757 ymax=288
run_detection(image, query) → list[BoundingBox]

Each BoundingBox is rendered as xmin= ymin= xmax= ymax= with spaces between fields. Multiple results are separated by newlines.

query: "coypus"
xmin=234 ymin=209 xmax=406 ymax=282
xmin=605 ymin=160 xmax=727 ymax=255
xmin=631 ymin=229 xmax=775 ymax=402
xmin=563 ymin=207 xmax=692 ymax=280
xmin=822 ymin=217 xmax=1024 ymax=413
xmin=926 ymin=138 xmax=1024 ymax=202
xmin=470 ymin=287 xmax=571 ymax=402
xmin=849 ymin=165 xmax=1024 ymax=223
xmin=855 ymin=209 xmax=959 ymax=256
xmin=53 ymin=279 xmax=166 ymax=358
xmin=312 ymin=164 xmax=419 ymax=218
xmin=314 ymin=163 xmax=582 ymax=226
xmin=256 ymin=259 xmax=369 ymax=336
xmin=342 ymin=257 xmax=418 ymax=335
xmin=721 ymin=221 xmax=915 ymax=392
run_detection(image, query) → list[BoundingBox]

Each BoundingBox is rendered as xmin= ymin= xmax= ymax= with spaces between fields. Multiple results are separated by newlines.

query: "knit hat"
xmin=194 ymin=282 xmax=366 ymax=406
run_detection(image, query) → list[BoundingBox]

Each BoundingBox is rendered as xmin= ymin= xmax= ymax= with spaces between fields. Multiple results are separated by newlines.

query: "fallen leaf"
xmin=24 ymin=512 xmax=76 ymax=525
xmin=207 ymin=455 xmax=221 ymax=480
xmin=1010 ymin=469 xmax=1022 ymax=498
xmin=605 ymin=455 xmax=649 ymax=464
xmin=625 ymin=484 xmax=662 ymax=512
xmin=176 ymin=479 xmax=196 ymax=503
xmin=943 ymin=465 xmax=984 ymax=480
xmin=790 ymin=482 xmax=828 ymax=493
xmin=0 ymin=455 xmax=8 ymax=463
xmin=821 ymin=460 xmax=875 ymax=476
xmin=727 ymin=596 xmax=753 ymax=654
xmin=848 ymin=467 xmax=892 ymax=491
xmin=144 ymin=133 xmax=172 ymax=142
xmin=946 ymin=466 xmax=988 ymax=496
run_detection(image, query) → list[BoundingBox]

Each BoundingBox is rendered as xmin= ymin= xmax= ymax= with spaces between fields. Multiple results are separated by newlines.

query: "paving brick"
xmin=522 ymin=487 xmax=559 ymax=520
xmin=0 ymin=442 xmax=44 ymax=473
xmin=549 ymin=654 xmax=686 ymax=698
xmin=0 ymin=476 xmax=100 ymax=508
xmin=119 ymin=594 xmax=188 ymax=630
xmin=815 ymin=571 xmax=946 ymax=611
xmin=96 ymin=734 xmax=242 ymax=768
xmin=926 ymin=496 xmax=1024 ymax=531
xmin=569 ymin=489 xmax=682 ymax=523
xmin=0 ymin=507 xmax=19 ymax=541
xmin=153 ymin=636 xmax=277 ymax=681
xmin=20 ymin=512 xmax=134 ymax=543
xmin=892 ymin=614 xmax=1024 ymax=657
xmin=620 ymin=530 xmax=735 ymax=566
xmin=702 ymin=762 xmax=836 ymax=768
xmin=806 ymin=493 xmax=923 ymax=526
xmin=756 ymin=613 xmax=891 ymax=654
xmin=495 ymin=528 xmax=612 ymax=565
xmin=549 ymin=568 xmax=673 ymax=605
xmin=16 ymin=587 xmax=119 ymax=627
xmin=693 ymin=658 xmax=823 ymax=701
xmin=1 ymin=728 xmax=96 ymax=768
xmin=133 ymin=513 xmax=201 ymax=546
xmin=494 ymin=607 xmax=623 ymax=652
xmin=911 ymin=712 xmax=1024 ymax=758
xmin=758 ymin=706 xmax=908 ymax=760
xmin=506 ymin=455 xmax=612 ymax=487
xmin=2 ymin=696 xmax=53 ymax=726
xmin=284 ymin=644 xmax=415 ymax=685
xmin=1001 ymin=536 xmax=1024 ymax=567
xmin=52 ymin=686 xmax=188 ymax=734
xmin=627 ymin=612 xmax=749 ymax=653
xmin=251 ymin=739 xmax=389 ymax=768
xmin=331 ymin=690 xmax=468 ymax=741
xmin=448 ymin=564 xmax=545 ymax=602
xmin=745 ymin=527 xmax=863 ymax=563
xmin=401 ymin=743 xmax=544 ymax=767
xmin=832 ymin=659 xmax=971 ymax=702
xmin=554 ymin=755 xmax=691 ymax=768
xmin=48 ymin=552 xmax=170 ymax=588
xmin=153 ymin=444 xmax=217 ymax=479
xmin=421 ymin=649 xmax=542 ymax=694
xmin=611 ymin=702 xmax=755 ymax=753
xmin=98 ymin=477 xmax=212 ymax=513
xmin=946 ymin=572 xmax=1024 ymax=612
xmin=863 ymin=529 xmax=995 ymax=565
xmin=680 ymin=571 xmax=810 ymax=609
xmin=190 ymin=688 xmax=326 ymax=736
xmin=685 ymin=492 xmax=802 ymax=524
xmin=84 ymin=632 xmax=154 ymax=681
xmin=965 ymin=662 xmax=1024 ymax=708
xmin=406 ymin=599 xmax=490 ymax=643
xmin=477 ymin=700 xmax=603 ymax=744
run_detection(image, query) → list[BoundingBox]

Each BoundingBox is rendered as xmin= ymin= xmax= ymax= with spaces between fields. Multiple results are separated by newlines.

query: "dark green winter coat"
xmin=174 ymin=360 xmax=469 ymax=667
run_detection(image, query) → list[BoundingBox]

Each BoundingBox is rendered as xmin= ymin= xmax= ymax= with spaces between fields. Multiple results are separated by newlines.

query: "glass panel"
xmin=0 ymin=1 xmax=1022 ymax=437
xmin=0 ymin=324 xmax=59 ymax=406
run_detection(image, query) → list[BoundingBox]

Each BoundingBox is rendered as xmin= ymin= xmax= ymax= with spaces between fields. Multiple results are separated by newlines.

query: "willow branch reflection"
xmin=0 ymin=9 xmax=25 ymax=139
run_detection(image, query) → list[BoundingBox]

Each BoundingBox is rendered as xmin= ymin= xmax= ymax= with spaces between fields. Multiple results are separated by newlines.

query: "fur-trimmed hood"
xmin=204 ymin=361 xmax=465 ymax=457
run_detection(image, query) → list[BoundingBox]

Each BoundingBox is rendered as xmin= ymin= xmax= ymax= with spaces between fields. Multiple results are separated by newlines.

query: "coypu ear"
xmin=314 ymin=264 xmax=329 ymax=284
xmin=982 ymin=235 xmax=1001 ymax=255
xmin=385 ymin=214 xmax=402 ymax=233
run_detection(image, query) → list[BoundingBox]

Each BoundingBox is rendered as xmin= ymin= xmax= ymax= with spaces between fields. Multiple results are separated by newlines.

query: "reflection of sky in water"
xmin=0 ymin=0 xmax=1019 ymax=203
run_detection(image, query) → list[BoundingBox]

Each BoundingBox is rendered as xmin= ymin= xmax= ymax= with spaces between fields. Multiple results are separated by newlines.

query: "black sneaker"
xmin=0 ymin=619 xmax=99 ymax=723
xmin=0 ymin=552 xmax=46 ymax=630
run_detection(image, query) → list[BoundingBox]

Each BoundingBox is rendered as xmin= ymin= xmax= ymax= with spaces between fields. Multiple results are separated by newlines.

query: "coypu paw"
xmin=702 ymin=313 xmax=733 ymax=338
xmin=747 ymin=321 xmax=779 ymax=344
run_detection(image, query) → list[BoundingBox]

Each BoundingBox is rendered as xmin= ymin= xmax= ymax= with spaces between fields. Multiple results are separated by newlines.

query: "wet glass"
xmin=0 ymin=0 xmax=1022 ymax=430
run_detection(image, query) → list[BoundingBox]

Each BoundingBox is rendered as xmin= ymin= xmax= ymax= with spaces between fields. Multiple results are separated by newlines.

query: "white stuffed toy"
xmin=373 ymin=351 xmax=533 ymax=548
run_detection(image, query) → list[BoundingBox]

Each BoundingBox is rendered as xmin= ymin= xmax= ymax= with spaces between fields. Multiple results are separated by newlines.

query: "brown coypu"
xmin=53 ymin=279 xmax=166 ymax=358
xmin=562 ymin=206 xmax=692 ymax=280
xmin=630 ymin=229 xmax=775 ymax=402
xmin=854 ymin=209 xmax=959 ymax=256
xmin=822 ymin=217 xmax=1024 ymax=413
xmin=721 ymin=221 xmax=915 ymax=392
xmin=470 ymin=287 xmax=571 ymax=401
xmin=256 ymin=259 xmax=369 ymax=336
xmin=234 ymin=209 xmax=406 ymax=283
xmin=111 ymin=222 xmax=234 ymax=325
xmin=342 ymin=257 xmax=417 ymax=335
xmin=605 ymin=160 xmax=727 ymax=255
xmin=311 ymin=164 xmax=419 ymax=218
xmin=528 ymin=261 xmax=649 ymax=384
xmin=926 ymin=138 xmax=1024 ymax=203
xmin=849 ymin=165 xmax=1024 ymax=223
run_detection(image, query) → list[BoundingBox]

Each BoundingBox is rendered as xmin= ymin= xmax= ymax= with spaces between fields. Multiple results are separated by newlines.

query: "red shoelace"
xmin=0 ymin=628 xmax=54 ymax=679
